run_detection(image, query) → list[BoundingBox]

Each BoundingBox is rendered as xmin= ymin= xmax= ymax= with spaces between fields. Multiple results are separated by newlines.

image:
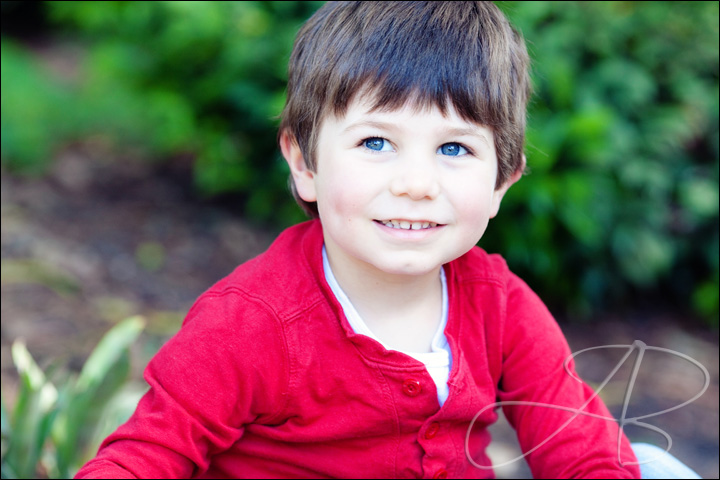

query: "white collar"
xmin=321 ymin=245 xmax=450 ymax=364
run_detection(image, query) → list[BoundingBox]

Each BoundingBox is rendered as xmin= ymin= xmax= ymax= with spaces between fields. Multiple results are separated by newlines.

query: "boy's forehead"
xmin=329 ymin=91 xmax=495 ymax=139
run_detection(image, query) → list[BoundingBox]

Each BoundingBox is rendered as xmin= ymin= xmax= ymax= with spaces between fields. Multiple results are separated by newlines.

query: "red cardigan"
xmin=76 ymin=220 xmax=639 ymax=479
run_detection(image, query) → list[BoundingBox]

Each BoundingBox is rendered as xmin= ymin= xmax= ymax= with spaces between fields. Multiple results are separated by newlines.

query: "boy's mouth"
xmin=375 ymin=219 xmax=440 ymax=230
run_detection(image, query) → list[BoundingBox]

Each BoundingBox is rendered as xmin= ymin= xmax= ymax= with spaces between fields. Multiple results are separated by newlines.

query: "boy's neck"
xmin=325 ymin=247 xmax=444 ymax=353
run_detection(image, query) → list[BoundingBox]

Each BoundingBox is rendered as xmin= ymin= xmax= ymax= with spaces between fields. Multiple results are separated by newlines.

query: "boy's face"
xmin=283 ymin=95 xmax=521 ymax=280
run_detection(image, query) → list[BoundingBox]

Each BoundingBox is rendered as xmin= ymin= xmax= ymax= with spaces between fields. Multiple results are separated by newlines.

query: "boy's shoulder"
xmin=187 ymin=220 xmax=325 ymax=325
xmin=217 ymin=219 xmax=322 ymax=289
xmin=450 ymin=245 xmax=547 ymax=319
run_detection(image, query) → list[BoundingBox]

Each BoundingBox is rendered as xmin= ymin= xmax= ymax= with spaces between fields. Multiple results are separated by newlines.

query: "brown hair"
xmin=280 ymin=1 xmax=531 ymax=217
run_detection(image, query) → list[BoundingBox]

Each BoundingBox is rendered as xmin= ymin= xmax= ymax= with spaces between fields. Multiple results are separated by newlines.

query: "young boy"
xmin=77 ymin=2 xmax=642 ymax=478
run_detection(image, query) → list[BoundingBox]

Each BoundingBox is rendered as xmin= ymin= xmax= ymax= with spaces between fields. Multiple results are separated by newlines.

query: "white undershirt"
xmin=322 ymin=246 xmax=452 ymax=406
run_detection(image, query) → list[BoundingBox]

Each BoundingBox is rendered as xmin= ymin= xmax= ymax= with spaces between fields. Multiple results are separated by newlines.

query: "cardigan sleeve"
xmin=497 ymin=273 xmax=640 ymax=479
xmin=74 ymin=289 xmax=290 ymax=479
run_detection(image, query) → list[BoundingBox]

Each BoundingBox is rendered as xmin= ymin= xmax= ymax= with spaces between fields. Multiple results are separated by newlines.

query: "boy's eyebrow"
xmin=343 ymin=121 xmax=492 ymax=149
xmin=342 ymin=120 xmax=401 ymax=135
xmin=443 ymin=127 xmax=493 ymax=149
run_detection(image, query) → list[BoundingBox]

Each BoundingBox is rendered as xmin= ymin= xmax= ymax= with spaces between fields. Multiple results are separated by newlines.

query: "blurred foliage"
xmin=0 ymin=1 xmax=718 ymax=323
xmin=0 ymin=317 xmax=146 ymax=479
xmin=1 ymin=1 xmax=323 ymax=223
xmin=492 ymin=1 xmax=719 ymax=321
xmin=1 ymin=258 xmax=81 ymax=297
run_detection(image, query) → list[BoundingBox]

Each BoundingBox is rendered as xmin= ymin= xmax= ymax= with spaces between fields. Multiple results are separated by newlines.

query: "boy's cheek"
xmin=316 ymin=181 xmax=362 ymax=217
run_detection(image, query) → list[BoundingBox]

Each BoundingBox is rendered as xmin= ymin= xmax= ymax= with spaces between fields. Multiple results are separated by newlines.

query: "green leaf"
xmin=1 ymin=394 xmax=11 ymax=465
xmin=1 ymin=394 xmax=10 ymax=439
xmin=5 ymin=341 xmax=58 ymax=479
xmin=1 ymin=461 xmax=18 ymax=479
xmin=692 ymin=280 xmax=720 ymax=322
xmin=52 ymin=316 xmax=145 ymax=478
xmin=75 ymin=316 xmax=145 ymax=392
xmin=1 ymin=259 xmax=81 ymax=297
xmin=679 ymin=178 xmax=720 ymax=220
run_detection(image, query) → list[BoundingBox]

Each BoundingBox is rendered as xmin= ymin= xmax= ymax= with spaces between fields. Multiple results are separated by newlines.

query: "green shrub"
xmin=489 ymin=1 xmax=719 ymax=321
xmin=1 ymin=40 xmax=77 ymax=174
xmin=47 ymin=1 xmax=323 ymax=225
xmin=1 ymin=317 xmax=146 ymax=479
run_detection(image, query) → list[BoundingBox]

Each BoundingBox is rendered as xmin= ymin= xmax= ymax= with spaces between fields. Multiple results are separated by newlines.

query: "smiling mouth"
xmin=375 ymin=219 xmax=441 ymax=230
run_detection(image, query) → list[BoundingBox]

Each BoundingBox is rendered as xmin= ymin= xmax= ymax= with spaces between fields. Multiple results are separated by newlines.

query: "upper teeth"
xmin=381 ymin=220 xmax=437 ymax=230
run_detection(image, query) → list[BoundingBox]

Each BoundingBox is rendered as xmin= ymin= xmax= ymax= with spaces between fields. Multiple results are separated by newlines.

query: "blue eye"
xmin=438 ymin=143 xmax=468 ymax=156
xmin=364 ymin=137 xmax=392 ymax=152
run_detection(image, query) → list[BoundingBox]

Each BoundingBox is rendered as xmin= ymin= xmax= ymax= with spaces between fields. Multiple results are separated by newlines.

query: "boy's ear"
xmin=490 ymin=154 xmax=526 ymax=219
xmin=280 ymin=130 xmax=317 ymax=203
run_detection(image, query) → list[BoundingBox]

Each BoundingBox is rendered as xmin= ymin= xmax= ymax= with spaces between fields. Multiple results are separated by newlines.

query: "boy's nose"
xmin=389 ymin=156 xmax=441 ymax=201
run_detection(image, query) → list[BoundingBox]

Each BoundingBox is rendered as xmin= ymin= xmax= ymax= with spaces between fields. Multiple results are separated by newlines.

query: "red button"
xmin=402 ymin=378 xmax=421 ymax=397
xmin=433 ymin=469 xmax=448 ymax=479
xmin=425 ymin=422 xmax=440 ymax=439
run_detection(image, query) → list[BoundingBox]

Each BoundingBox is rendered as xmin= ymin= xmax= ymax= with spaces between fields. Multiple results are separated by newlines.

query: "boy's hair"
xmin=280 ymin=1 xmax=531 ymax=217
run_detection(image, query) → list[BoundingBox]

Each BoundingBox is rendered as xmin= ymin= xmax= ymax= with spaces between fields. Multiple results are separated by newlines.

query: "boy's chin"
xmin=370 ymin=258 xmax=447 ymax=278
